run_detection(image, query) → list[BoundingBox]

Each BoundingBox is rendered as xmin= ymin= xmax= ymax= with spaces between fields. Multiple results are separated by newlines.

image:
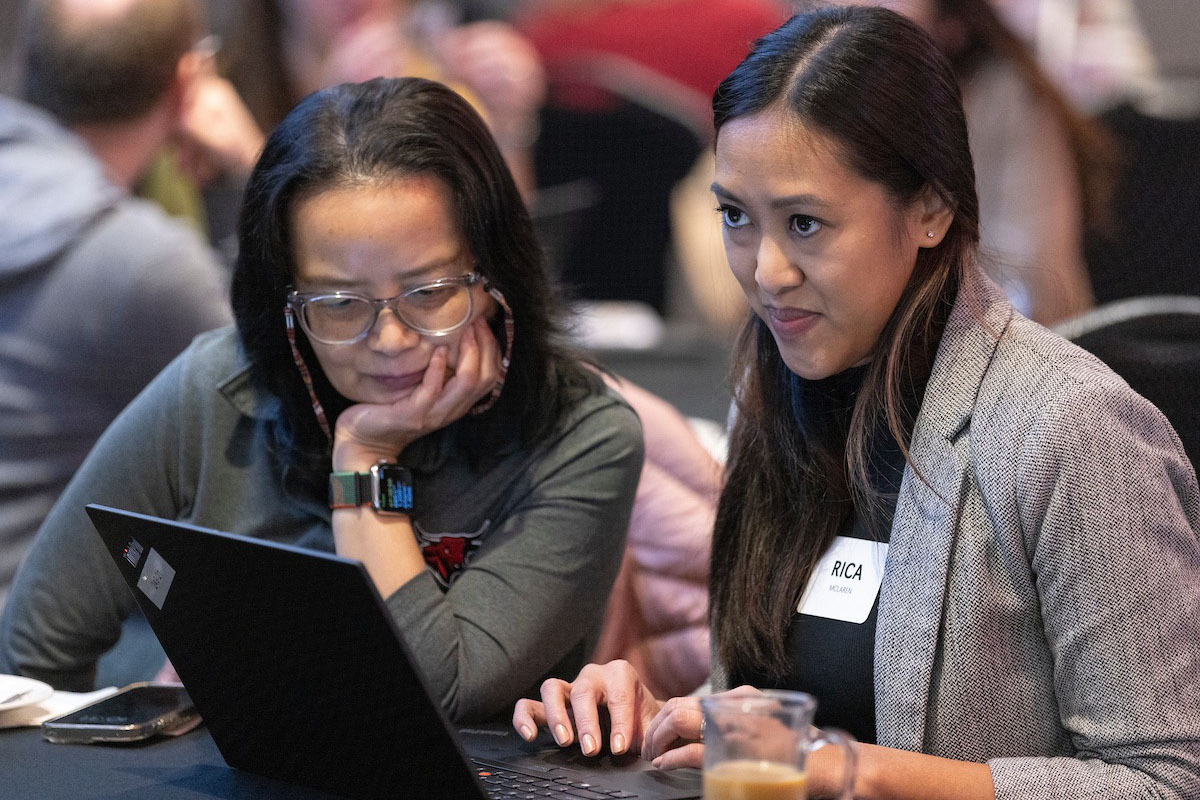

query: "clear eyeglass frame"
xmin=286 ymin=271 xmax=483 ymax=344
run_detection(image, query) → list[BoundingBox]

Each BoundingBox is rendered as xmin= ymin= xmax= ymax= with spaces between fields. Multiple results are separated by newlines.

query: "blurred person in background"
xmin=217 ymin=0 xmax=545 ymax=200
xmin=1081 ymin=0 xmax=1200 ymax=302
xmin=0 ymin=0 xmax=232 ymax=611
xmin=590 ymin=374 xmax=722 ymax=700
xmin=830 ymin=0 xmax=1119 ymax=325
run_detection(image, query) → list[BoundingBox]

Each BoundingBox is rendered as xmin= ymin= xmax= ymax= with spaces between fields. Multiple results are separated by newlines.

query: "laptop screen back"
xmin=85 ymin=504 xmax=485 ymax=800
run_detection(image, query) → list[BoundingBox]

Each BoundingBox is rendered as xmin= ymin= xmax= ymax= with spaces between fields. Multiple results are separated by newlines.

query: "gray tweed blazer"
xmin=712 ymin=266 xmax=1200 ymax=799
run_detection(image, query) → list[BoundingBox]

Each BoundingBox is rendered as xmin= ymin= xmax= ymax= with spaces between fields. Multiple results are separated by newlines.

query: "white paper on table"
xmin=0 ymin=686 xmax=119 ymax=729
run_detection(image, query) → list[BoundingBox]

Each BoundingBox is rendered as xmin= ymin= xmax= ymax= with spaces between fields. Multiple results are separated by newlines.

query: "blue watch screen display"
xmin=380 ymin=473 xmax=412 ymax=510
xmin=371 ymin=463 xmax=413 ymax=512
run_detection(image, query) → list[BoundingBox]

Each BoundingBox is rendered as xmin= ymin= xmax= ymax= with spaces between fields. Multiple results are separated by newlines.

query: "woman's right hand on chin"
xmin=333 ymin=318 xmax=499 ymax=468
xmin=512 ymin=660 xmax=707 ymax=769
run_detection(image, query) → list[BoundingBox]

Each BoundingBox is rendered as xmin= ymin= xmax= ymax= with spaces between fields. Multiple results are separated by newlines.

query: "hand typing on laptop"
xmin=513 ymin=659 xmax=763 ymax=771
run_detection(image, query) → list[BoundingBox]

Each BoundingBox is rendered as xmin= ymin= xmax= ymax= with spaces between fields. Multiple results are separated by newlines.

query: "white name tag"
xmin=796 ymin=536 xmax=888 ymax=624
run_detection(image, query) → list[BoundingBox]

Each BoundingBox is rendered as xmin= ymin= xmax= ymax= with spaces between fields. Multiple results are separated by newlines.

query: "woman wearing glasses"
xmin=0 ymin=77 xmax=643 ymax=722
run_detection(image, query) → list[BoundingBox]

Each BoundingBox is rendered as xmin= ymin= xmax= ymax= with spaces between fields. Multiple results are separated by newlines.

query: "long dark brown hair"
xmin=709 ymin=6 xmax=981 ymax=679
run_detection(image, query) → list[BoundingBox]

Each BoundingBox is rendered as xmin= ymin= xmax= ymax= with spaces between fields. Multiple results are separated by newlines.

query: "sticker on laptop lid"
xmin=123 ymin=538 xmax=144 ymax=567
xmin=138 ymin=547 xmax=176 ymax=610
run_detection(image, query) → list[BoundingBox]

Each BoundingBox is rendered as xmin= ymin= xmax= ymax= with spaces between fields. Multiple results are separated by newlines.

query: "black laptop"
xmin=85 ymin=504 xmax=703 ymax=800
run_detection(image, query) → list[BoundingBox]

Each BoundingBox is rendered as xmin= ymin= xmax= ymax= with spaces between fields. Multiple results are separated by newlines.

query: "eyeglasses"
xmin=287 ymin=272 xmax=483 ymax=344
xmin=283 ymin=273 xmax=515 ymax=442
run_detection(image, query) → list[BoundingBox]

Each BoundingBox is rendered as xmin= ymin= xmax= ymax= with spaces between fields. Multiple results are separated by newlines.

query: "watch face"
xmin=372 ymin=464 xmax=413 ymax=513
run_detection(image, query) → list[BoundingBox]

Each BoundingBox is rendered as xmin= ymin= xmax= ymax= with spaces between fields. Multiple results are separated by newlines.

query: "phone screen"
xmin=51 ymin=685 xmax=192 ymax=727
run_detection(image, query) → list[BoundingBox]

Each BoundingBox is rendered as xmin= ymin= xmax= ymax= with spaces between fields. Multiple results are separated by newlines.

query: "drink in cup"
xmin=700 ymin=690 xmax=856 ymax=800
xmin=704 ymin=759 xmax=807 ymax=800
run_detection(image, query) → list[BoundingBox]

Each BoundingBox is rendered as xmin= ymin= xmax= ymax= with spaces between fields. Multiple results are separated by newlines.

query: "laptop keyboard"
xmin=476 ymin=765 xmax=639 ymax=799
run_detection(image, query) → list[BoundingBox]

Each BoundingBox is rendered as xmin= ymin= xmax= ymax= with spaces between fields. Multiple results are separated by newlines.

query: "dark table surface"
xmin=2 ymin=725 xmax=341 ymax=800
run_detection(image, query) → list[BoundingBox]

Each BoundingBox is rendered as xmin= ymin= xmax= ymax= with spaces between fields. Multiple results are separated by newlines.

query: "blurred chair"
xmin=1084 ymin=103 xmax=1200 ymax=303
xmin=1081 ymin=0 xmax=1200 ymax=303
xmin=1056 ymin=295 xmax=1200 ymax=468
xmin=521 ymin=0 xmax=786 ymax=315
xmin=0 ymin=0 xmax=28 ymax=95
xmin=529 ymin=176 xmax=599 ymax=284
xmin=533 ymin=64 xmax=704 ymax=314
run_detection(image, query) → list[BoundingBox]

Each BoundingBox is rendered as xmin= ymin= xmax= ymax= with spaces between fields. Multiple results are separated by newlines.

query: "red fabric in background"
xmin=520 ymin=0 xmax=789 ymax=113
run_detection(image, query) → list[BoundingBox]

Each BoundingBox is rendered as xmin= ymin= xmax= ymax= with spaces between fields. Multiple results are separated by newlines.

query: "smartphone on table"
xmin=42 ymin=682 xmax=199 ymax=744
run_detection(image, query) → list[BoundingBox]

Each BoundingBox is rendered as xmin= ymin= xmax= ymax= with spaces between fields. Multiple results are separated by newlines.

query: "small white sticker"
xmin=137 ymin=548 xmax=176 ymax=610
xmin=796 ymin=536 xmax=888 ymax=624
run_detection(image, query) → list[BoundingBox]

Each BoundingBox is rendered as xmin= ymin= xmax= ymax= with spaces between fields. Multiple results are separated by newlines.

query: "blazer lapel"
xmin=873 ymin=267 xmax=1013 ymax=752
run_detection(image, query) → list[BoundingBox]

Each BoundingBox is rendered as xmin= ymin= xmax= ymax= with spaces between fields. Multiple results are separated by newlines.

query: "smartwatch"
xmin=329 ymin=461 xmax=413 ymax=515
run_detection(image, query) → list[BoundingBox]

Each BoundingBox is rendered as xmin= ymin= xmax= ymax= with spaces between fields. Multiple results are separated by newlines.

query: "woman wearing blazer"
xmin=512 ymin=7 xmax=1200 ymax=799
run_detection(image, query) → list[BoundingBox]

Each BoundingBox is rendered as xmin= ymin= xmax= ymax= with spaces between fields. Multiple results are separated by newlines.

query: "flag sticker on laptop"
xmin=138 ymin=548 xmax=176 ymax=610
xmin=123 ymin=538 xmax=144 ymax=567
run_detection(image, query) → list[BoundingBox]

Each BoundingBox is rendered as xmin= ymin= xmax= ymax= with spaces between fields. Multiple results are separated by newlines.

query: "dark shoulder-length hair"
xmin=709 ymin=6 xmax=981 ymax=679
xmin=232 ymin=76 xmax=593 ymax=499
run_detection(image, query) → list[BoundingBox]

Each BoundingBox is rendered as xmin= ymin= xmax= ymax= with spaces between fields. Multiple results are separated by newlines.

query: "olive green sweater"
xmin=0 ymin=327 xmax=642 ymax=722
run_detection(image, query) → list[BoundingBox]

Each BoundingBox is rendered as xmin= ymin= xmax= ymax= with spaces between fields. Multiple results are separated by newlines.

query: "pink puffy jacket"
xmin=593 ymin=376 xmax=722 ymax=699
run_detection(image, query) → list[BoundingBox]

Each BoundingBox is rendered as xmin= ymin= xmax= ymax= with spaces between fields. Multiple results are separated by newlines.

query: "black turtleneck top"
xmin=731 ymin=363 xmax=915 ymax=745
